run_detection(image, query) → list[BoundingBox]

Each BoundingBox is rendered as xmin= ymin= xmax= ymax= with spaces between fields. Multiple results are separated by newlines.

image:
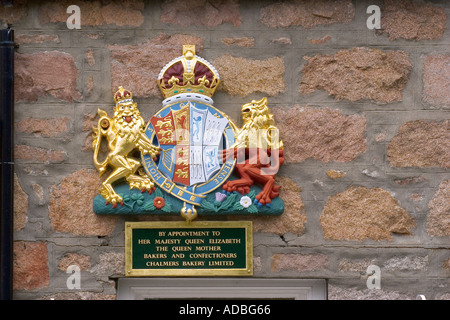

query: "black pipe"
xmin=0 ymin=26 xmax=15 ymax=300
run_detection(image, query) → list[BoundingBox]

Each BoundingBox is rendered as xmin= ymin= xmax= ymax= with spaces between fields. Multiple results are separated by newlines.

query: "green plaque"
xmin=125 ymin=221 xmax=253 ymax=276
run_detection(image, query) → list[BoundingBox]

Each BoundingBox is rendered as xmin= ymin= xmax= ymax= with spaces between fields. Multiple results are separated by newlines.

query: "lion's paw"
xmin=129 ymin=177 xmax=156 ymax=195
xmin=100 ymin=186 xmax=123 ymax=208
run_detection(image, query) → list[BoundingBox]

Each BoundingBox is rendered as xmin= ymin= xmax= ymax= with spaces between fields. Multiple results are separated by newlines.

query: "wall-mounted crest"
xmin=93 ymin=45 xmax=285 ymax=222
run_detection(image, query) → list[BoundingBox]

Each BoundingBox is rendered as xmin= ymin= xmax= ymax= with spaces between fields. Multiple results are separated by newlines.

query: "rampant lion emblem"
xmin=92 ymin=86 xmax=160 ymax=207
xmin=222 ymin=97 xmax=284 ymax=205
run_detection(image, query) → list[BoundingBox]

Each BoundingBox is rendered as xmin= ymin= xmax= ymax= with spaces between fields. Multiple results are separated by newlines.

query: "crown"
xmin=114 ymin=86 xmax=133 ymax=106
xmin=157 ymin=45 xmax=220 ymax=100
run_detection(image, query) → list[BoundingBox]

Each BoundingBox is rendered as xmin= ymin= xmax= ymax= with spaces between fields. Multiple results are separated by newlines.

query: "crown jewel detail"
xmin=114 ymin=86 xmax=133 ymax=106
xmin=157 ymin=45 xmax=220 ymax=99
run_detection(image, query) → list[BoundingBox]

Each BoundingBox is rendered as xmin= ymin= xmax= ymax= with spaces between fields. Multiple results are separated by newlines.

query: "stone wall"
xmin=5 ymin=0 xmax=449 ymax=300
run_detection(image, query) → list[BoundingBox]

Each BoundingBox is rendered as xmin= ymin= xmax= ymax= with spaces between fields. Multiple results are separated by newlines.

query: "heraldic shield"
xmin=93 ymin=45 xmax=285 ymax=221
xmin=143 ymin=99 xmax=237 ymax=220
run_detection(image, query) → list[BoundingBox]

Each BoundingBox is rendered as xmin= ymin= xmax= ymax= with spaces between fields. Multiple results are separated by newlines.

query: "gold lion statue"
xmin=222 ymin=97 xmax=284 ymax=205
xmin=92 ymin=86 xmax=160 ymax=207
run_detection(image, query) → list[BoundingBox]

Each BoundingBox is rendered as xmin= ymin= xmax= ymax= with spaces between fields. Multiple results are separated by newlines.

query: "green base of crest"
xmin=93 ymin=179 xmax=284 ymax=216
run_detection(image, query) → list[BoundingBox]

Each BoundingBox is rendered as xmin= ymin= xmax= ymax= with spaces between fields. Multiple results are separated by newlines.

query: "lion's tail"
xmin=92 ymin=108 xmax=110 ymax=176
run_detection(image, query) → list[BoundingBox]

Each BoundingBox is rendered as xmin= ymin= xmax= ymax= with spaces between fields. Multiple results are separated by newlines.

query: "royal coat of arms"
xmin=93 ymin=45 xmax=285 ymax=222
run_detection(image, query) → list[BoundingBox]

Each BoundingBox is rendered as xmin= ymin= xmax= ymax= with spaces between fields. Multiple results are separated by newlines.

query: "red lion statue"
xmin=222 ymin=97 xmax=284 ymax=206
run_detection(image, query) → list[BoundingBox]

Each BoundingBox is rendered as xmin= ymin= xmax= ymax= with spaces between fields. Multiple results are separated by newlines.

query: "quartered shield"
xmin=142 ymin=99 xmax=237 ymax=208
